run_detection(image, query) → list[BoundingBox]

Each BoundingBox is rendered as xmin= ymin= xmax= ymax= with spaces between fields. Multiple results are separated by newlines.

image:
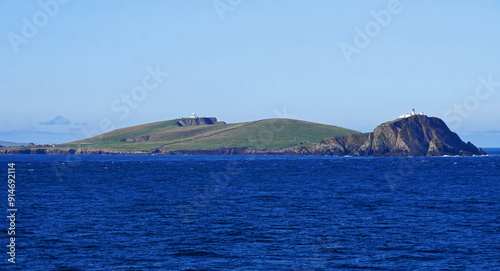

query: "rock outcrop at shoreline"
xmin=290 ymin=115 xmax=486 ymax=156
xmin=0 ymin=116 xmax=486 ymax=157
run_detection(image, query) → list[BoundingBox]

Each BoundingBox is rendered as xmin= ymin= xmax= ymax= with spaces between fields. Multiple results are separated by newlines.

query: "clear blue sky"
xmin=1 ymin=0 xmax=499 ymax=147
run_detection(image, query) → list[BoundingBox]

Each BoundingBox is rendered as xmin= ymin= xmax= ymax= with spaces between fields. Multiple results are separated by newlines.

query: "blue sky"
xmin=1 ymin=0 xmax=499 ymax=147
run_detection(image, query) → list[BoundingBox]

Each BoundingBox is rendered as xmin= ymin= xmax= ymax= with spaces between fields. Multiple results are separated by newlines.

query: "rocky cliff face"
xmin=176 ymin=117 xmax=225 ymax=127
xmin=120 ymin=117 xmax=226 ymax=142
xmin=292 ymin=134 xmax=369 ymax=156
xmin=293 ymin=115 xmax=485 ymax=156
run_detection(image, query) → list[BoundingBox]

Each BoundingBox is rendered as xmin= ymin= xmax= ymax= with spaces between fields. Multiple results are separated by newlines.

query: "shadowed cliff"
xmin=291 ymin=115 xmax=485 ymax=156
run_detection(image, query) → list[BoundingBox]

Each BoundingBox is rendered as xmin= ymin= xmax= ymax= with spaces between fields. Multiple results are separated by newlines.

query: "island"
xmin=0 ymin=111 xmax=486 ymax=156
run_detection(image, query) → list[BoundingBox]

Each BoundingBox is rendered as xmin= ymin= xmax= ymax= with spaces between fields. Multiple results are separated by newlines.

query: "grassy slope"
xmin=62 ymin=118 xmax=361 ymax=152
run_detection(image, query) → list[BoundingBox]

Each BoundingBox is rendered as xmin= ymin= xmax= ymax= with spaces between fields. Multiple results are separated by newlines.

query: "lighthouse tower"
xmin=399 ymin=109 xmax=425 ymax=119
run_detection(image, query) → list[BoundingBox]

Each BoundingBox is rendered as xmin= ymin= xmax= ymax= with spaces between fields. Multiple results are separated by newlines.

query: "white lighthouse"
xmin=399 ymin=109 xmax=424 ymax=119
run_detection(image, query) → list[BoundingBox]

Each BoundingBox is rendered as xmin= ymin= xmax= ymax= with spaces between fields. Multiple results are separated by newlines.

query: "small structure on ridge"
xmin=399 ymin=108 xmax=425 ymax=119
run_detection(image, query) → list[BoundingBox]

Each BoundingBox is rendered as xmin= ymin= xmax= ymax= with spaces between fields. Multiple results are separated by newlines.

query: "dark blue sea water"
xmin=1 ymin=152 xmax=500 ymax=270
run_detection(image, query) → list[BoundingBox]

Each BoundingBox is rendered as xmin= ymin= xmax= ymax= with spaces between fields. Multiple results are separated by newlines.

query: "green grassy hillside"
xmin=63 ymin=118 xmax=361 ymax=152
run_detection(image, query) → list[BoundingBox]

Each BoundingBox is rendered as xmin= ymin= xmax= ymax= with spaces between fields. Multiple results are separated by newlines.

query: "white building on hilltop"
xmin=189 ymin=112 xmax=198 ymax=118
xmin=399 ymin=108 xmax=424 ymax=119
